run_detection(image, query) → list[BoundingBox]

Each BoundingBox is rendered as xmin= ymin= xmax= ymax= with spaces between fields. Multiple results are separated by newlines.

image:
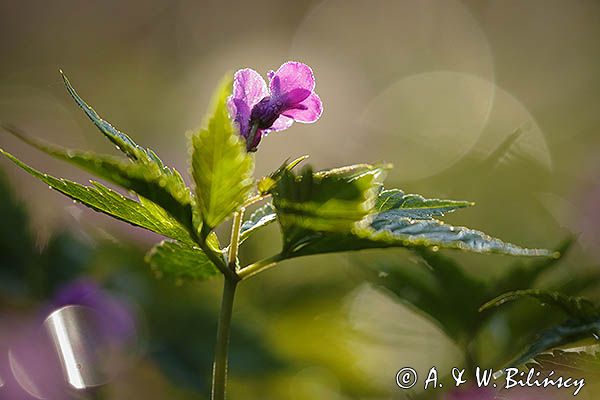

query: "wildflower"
xmin=228 ymin=61 xmax=323 ymax=151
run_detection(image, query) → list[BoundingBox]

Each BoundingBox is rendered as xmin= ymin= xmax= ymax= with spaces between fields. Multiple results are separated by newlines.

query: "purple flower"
xmin=228 ymin=61 xmax=323 ymax=151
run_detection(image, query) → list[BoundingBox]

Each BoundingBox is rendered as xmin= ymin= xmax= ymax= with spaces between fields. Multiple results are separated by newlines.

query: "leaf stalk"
xmin=239 ymin=254 xmax=283 ymax=280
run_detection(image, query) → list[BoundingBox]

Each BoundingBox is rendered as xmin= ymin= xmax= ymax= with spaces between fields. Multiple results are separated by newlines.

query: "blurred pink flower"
xmin=443 ymin=385 xmax=496 ymax=400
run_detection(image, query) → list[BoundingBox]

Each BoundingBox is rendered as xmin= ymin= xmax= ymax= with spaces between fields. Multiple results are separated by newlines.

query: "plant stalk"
xmin=210 ymin=207 xmax=246 ymax=400
xmin=238 ymin=253 xmax=283 ymax=280
xmin=194 ymin=224 xmax=238 ymax=282
xmin=227 ymin=209 xmax=244 ymax=269
xmin=211 ymin=277 xmax=237 ymax=400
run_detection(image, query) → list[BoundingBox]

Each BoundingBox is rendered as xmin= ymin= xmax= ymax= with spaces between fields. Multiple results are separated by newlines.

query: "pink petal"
xmin=281 ymin=88 xmax=311 ymax=106
xmin=229 ymin=68 xmax=268 ymax=137
xmin=282 ymin=93 xmax=323 ymax=123
xmin=232 ymin=68 xmax=268 ymax=110
xmin=227 ymin=97 xmax=251 ymax=137
xmin=270 ymin=61 xmax=316 ymax=97
xmin=263 ymin=115 xmax=294 ymax=134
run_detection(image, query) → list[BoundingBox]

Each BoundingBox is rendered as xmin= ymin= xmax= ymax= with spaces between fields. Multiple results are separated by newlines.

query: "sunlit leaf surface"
xmin=145 ymin=241 xmax=219 ymax=282
xmin=191 ymin=75 xmax=254 ymax=231
xmin=0 ymin=149 xmax=195 ymax=245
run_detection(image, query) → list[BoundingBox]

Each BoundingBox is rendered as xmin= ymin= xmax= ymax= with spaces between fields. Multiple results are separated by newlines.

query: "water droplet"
xmin=431 ymin=246 xmax=440 ymax=252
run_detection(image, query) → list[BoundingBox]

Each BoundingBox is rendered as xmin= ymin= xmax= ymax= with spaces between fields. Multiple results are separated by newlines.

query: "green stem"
xmin=242 ymin=193 xmax=268 ymax=208
xmin=238 ymin=253 xmax=283 ymax=280
xmin=228 ymin=209 xmax=245 ymax=269
xmin=199 ymin=237 xmax=238 ymax=282
xmin=210 ymin=206 xmax=248 ymax=399
xmin=211 ymin=277 xmax=237 ymax=400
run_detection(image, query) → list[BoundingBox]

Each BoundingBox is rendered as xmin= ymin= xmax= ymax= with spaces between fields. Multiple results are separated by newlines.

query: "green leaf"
xmin=375 ymin=188 xmax=474 ymax=219
xmin=367 ymin=214 xmax=550 ymax=256
xmin=257 ymin=155 xmax=309 ymax=195
xmin=282 ymin=214 xmax=551 ymax=259
xmin=272 ymin=164 xmax=387 ymax=255
xmin=511 ymin=319 xmax=600 ymax=367
xmin=369 ymin=248 xmax=489 ymax=343
xmin=480 ymin=289 xmax=599 ymax=320
xmin=529 ymin=349 xmax=600 ymax=378
xmin=0 ymin=148 xmax=195 ymax=245
xmin=191 ymin=75 xmax=254 ymax=231
xmin=48 ymin=76 xmax=194 ymax=229
xmin=480 ymin=289 xmax=600 ymax=367
xmin=145 ymin=241 xmax=219 ymax=282
xmin=240 ymin=203 xmax=277 ymax=244
xmin=61 ymin=71 xmax=151 ymax=162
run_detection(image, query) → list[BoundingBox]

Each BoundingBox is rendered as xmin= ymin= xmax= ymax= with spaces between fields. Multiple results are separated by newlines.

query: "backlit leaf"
xmin=191 ymin=75 xmax=254 ymax=231
xmin=272 ymin=164 xmax=387 ymax=255
xmin=49 ymin=75 xmax=194 ymax=229
xmin=240 ymin=203 xmax=277 ymax=244
xmin=0 ymin=148 xmax=195 ymax=245
xmin=375 ymin=188 xmax=474 ymax=219
xmin=145 ymin=241 xmax=219 ymax=282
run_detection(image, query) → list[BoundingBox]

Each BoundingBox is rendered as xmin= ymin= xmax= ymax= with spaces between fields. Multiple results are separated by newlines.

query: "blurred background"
xmin=0 ymin=0 xmax=599 ymax=399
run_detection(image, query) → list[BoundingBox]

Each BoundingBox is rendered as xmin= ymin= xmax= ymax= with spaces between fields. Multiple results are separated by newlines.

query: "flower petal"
xmin=282 ymin=93 xmax=323 ymax=123
xmin=281 ymin=88 xmax=312 ymax=106
xmin=270 ymin=61 xmax=315 ymax=97
xmin=229 ymin=68 xmax=268 ymax=138
xmin=227 ymin=97 xmax=251 ymax=138
xmin=263 ymin=115 xmax=294 ymax=134
xmin=232 ymin=68 xmax=268 ymax=107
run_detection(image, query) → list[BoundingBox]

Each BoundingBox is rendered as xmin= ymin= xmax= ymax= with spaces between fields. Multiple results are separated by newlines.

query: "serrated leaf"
xmin=145 ymin=241 xmax=219 ymax=282
xmin=0 ymin=148 xmax=195 ymax=245
xmin=272 ymin=164 xmax=387 ymax=255
xmin=480 ymin=289 xmax=599 ymax=319
xmin=480 ymin=289 xmax=600 ymax=367
xmin=257 ymin=155 xmax=309 ymax=195
xmin=529 ymin=349 xmax=600 ymax=378
xmin=375 ymin=188 xmax=474 ymax=219
xmin=367 ymin=215 xmax=551 ymax=256
xmin=10 ymin=133 xmax=192 ymax=228
xmin=61 ymin=74 xmax=188 ymax=186
xmin=50 ymin=76 xmax=194 ymax=229
xmin=511 ymin=319 xmax=600 ymax=367
xmin=282 ymin=214 xmax=550 ymax=259
xmin=239 ymin=203 xmax=277 ymax=244
xmin=61 ymin=72 xmax=150 ymax=162
xmin=191 ymin=75 xmax=254 ymax=231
